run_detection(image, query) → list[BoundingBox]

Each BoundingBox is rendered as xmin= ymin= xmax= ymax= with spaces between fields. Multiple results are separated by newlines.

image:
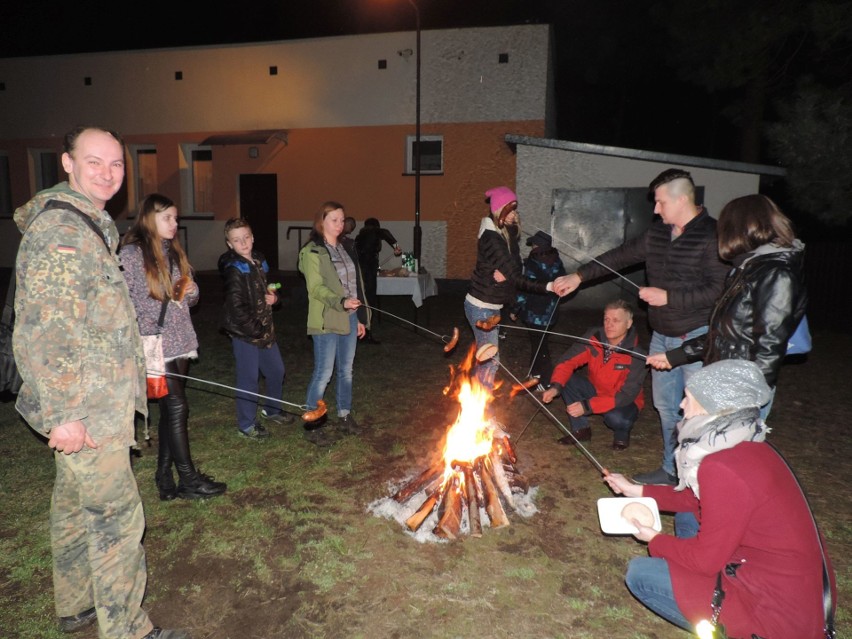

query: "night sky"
xmin=2 ymin=0 xmax=845 ymax=176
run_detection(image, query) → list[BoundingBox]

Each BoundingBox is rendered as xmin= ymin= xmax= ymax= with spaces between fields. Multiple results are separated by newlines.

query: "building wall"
xmin=0 ymin=25 xmax=551 ymax=137
xmin=0 ymin=25 xmax=552 ymax=275
xmin=515 ymin=145 xmax=761 ymax=237
xmin=513 ymin=143 xmax=763 ymax=309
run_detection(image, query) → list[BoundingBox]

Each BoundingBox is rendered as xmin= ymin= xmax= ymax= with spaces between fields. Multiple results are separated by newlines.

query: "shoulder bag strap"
xmin=768 ymin=442 xmax=836 ymax=639
xmin=35 ymin=199 xmax=111 ymax=251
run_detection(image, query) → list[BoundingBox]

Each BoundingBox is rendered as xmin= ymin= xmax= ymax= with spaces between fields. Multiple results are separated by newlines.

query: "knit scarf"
xmin=674 ymin=408 xmax=768 ymax=498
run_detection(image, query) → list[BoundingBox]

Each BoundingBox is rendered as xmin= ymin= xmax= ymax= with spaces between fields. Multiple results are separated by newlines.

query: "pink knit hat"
xmin=485 ymin=186 xmax=517 ymax=214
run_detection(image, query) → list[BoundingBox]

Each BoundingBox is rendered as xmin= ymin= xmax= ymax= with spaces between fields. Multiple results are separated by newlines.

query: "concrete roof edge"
xmin=504 ymin=134 xmax=786 ymax=177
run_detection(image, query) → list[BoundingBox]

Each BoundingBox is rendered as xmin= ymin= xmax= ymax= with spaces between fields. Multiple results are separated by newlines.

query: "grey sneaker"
xmin=633 ymin=468 xmax=677 ymax=486
xmin=239 ymin=423 xmax=270 ymax=440
xmin=261 ymin=409 xmax=295 ymax=425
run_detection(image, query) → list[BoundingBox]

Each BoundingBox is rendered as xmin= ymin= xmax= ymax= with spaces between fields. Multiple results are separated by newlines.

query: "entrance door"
xmin=239 ymin=174 xmax=279 ymax=270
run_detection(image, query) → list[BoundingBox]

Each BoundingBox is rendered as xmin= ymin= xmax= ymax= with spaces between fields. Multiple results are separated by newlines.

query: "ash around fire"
xmin=368 ymin=482 xmax=539 ymax=543
xmin=368 ymin=432 xmax=539 ymax=545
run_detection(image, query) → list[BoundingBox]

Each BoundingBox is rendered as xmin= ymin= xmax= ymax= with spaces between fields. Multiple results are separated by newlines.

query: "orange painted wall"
xmin=10 ymin=120 xmax=544 ymax=278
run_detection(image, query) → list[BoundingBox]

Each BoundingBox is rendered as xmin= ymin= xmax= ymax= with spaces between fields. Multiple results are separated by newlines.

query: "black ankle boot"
xmin=154 ymin=470 xmax=178 ymax=501
xmin=177 ymin=472 xmax=227 ymax=499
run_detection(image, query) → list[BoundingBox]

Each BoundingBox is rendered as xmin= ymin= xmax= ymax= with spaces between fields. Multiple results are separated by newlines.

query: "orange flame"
xmin=441 ymin=347 xmax=496 ymax=481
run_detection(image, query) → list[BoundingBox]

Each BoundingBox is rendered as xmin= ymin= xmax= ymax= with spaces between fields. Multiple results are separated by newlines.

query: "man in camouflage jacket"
xmin=13 ymin=127 xmax=187 ymax=639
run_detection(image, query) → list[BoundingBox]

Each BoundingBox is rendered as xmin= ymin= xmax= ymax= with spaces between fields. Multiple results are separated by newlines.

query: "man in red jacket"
xmin=542 ymin=299 xmax=647 ymax=450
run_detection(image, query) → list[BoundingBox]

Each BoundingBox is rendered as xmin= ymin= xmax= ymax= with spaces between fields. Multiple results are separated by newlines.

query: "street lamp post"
xmin=407 ymin=0 xmax=422 ymax=271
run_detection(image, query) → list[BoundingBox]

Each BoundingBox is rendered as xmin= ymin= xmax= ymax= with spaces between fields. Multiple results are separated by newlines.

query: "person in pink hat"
xmin=465 ymin=186 xmax=571 ymax=386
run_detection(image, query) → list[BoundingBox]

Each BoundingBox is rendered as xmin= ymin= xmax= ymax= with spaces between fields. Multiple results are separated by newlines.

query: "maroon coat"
xmin=645 ymin=442 xmax=836 ymax=639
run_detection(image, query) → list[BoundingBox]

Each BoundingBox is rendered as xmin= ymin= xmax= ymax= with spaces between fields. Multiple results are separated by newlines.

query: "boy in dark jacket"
xmin=219 ymin=218 xmax=293 ymax=439
xmin=510 ymin=230 xmax=566 ymax=386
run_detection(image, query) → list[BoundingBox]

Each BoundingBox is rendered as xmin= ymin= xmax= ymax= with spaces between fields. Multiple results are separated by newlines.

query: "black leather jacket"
xmin=218 ymin=249 xmax=277 ymax=347
xmin=667 ymin=243 xmax=807 ymax=387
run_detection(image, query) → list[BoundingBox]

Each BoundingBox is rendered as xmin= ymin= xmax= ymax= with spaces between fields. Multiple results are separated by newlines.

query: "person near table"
xmin=12 ymin=126 xmax=190 ymax=638
xmin=218 ymin=216 xmax=294 ymax=441
xmin=647 ymin=194 xmax=807 ymax=420
xmin=509 ymin=230 xmax=566 ymax=386
xmin=298 ymin=201 xmax=370 ymax=445
xmin=355 ymin=217 xmax=402 ymax=344
xmin=465 ymin=186 xmax=572 ymax=387
xmin=541 ymin=299 xmax=646 ymax=450
xmin=604 ymin=359 xmax=836 ymax=638
xmin=559 ymin=169 xmax=729 ymax=486
xmin=121 ymin=194 xmax=227 ymax=501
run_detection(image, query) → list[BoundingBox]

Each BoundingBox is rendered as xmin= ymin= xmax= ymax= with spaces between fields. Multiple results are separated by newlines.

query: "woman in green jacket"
xmin=298 ymin=201 xmax=370 ymax=443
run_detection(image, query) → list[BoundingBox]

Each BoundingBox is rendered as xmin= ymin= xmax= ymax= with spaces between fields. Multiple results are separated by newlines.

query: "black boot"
xmin=155 ymin=407 xmax=178 ymax=501
xmin=161 ymin=394 xmax=227 ymax=500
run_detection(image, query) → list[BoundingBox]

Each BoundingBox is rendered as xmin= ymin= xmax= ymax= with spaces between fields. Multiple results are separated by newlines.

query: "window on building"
xmin=0 ymin=154 xmax=12 ymax=217
xmin=405 ymin=135 xmax=443 ymax=175
xmin=179 ymin=144 xmax=213 ymax=215
xmin=128 ymin=146 xmax=158 ymax=210
xmin=31 ymin=150 xmax=59 ymax=192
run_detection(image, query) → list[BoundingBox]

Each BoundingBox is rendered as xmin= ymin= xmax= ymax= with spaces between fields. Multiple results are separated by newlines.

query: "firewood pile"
xmin=368 ymin=422 xmax=538 ymax=542
xmin=368 ymin=347 xmax=538 ymax=541
xmin=392 ymin=424 xmax=531 ymax=539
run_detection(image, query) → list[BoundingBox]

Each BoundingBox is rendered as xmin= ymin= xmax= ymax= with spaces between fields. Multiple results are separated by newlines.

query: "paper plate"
xmin=597 ymin=497 xmax=661 ymax=535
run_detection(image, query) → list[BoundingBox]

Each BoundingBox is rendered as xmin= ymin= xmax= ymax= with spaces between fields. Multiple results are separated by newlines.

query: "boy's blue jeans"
xmin=233 ymin=337 xmax=285 ymax=431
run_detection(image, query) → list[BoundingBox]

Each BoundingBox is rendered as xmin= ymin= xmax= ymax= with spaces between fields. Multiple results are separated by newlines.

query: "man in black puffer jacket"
xmin=561 ymin=169 xmax=729 ymax=485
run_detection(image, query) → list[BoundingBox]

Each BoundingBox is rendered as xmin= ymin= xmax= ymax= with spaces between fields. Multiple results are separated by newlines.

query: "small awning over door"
xmin=199 ymin=130 xmax=288 ymax=146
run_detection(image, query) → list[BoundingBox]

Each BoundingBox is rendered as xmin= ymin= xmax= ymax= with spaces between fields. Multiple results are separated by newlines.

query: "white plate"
xmin=597 ymin=497 xmax=661 ymax=535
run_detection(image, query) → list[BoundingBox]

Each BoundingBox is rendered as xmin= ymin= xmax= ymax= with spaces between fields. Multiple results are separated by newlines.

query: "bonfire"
xmin=369 ymin=348 xmax=536 ymax=541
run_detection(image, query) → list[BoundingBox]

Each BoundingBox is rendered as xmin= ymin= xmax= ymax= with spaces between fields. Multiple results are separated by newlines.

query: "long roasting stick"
xmin=475 ymin=344 xmax=609 ymax=476
xmin=361 ymin=303 xmax=459 ymax=351
xmin=147 ymin=369 xmax=327 ymax=421
xmin=533 ymin=227 xmax=641 ymax=291
xmin=497 ymin=324 xmax=647 ymax=360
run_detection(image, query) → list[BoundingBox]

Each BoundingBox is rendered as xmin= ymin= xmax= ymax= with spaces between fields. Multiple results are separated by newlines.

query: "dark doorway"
xmin=239 ymin=174 xmax=279 ymax=270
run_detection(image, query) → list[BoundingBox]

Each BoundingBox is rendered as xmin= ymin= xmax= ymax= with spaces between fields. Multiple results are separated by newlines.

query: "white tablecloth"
xmin=376 ymin=273 xmax=438 ymax=308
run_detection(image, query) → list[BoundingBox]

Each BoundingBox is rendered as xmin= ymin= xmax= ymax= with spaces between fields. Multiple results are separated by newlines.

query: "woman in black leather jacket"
xmin=647 ymin=195 xmax=807 ymax=417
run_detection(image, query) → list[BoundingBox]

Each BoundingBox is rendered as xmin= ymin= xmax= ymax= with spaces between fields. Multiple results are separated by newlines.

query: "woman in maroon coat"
xmin=605 ymin=360 xmax=835 ymax=638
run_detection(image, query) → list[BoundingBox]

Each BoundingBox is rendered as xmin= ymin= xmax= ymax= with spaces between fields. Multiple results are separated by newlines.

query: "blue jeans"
xmin=232 ymin=337 xmax=285 ymax=431
xmin=625 ymin=557 xmax=693 ymax=632
xmin=649 ymin=327 xmax=708 ymax=475
xmin=561 ymin=375 xmax=639 ymax=438
xmin=464 ymin=298 xmax=501 ymax=388
xmin=306 ymin=312 xmax=358 ymax=417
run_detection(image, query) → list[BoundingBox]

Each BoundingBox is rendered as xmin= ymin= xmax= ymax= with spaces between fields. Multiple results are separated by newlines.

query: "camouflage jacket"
xmin=12 ymin=182 xmax=147 ymax=450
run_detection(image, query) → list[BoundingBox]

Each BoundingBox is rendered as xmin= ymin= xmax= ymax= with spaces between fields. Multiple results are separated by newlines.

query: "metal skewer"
xmin=533 ymin=227 xmax=641 ymax=291
xmin=147 ymin=369 xmax=310 ymax=412
xmin=474 ymin=344 xmax=609 ymax=476
xmin=497 ymin=324 xmax=647 ymax=360
xmin=360 ymin=303 xmax=459 ymax=349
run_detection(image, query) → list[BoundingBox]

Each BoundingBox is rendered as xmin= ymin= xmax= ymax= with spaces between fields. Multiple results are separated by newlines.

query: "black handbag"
xmin=0 ymin=274 xmax=23 ymax=395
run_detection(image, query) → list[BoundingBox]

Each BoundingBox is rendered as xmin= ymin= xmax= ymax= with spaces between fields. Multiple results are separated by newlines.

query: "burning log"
xmin=461 ymin=464 xmax=482 ymax=538
xmin=503 ymin=463 xmax=530 ymax=494
xmin=377 ymin=346 xmax=536 ymax=540
xmin=477 ymin=457 xmax=510 ymax=528
xmin=433 ymin=474 xmax=464 ymax=539
xmin=500 ymin=435 xmax=518 ymax=465
xmin=393 ymin=465 xmax=443 ymax=503
xmin=405 ymin=489 xmax=440 ymax=532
